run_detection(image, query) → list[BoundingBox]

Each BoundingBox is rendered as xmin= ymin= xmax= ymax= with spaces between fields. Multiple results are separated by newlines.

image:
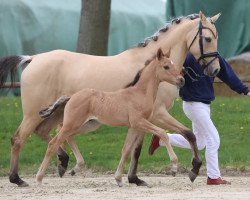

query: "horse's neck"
xmin=121 ymin=19 xmax=198 ymax=69
xmin=134 ymin=63 xmax=160 ymax=102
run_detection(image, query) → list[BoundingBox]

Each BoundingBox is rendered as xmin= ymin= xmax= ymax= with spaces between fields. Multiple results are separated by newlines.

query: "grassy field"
xmin=0 ymin=96 xmax=249 ymax=177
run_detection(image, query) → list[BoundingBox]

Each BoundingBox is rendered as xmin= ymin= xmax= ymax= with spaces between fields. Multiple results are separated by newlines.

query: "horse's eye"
xmin=164 ymin=65 xmax=170 ymax=70
xmin=205 ymin=37 xmax=212 ymax=43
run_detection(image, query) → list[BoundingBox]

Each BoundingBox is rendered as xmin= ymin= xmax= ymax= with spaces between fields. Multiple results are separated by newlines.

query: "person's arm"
xmin=217 ymin=55 xmax=250 ymax=96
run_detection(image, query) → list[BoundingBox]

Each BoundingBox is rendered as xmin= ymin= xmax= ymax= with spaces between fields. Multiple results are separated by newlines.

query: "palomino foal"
xmin=36 ymin=49 xmax=185 ymax=185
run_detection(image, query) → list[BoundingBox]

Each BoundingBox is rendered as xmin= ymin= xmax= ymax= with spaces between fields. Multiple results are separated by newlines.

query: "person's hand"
xmin=247 ymin=92 xmax=250 ymax=97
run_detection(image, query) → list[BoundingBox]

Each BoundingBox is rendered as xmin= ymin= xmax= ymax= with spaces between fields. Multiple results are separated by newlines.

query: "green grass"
xmin=0 ymin=96 xmax=249 ymax=177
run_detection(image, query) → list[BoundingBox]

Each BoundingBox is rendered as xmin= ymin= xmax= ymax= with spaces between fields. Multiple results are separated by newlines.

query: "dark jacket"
xmin=179 ymin=53 xmax=249 ymax=104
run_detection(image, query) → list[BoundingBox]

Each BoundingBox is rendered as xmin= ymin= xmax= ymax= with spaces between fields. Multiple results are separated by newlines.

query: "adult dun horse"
xmin=36 ymin=48 xmax=185 ymax=186
xmin=0 ymin=12 xmax=220 ymax=187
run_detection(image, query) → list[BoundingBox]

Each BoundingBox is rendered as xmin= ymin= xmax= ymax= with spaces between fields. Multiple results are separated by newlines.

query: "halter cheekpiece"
xmin=188 ymin=21 xmax=219 ymax=72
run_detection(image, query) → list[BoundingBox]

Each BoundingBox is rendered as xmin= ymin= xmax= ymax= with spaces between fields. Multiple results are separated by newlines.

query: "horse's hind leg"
xmin=9 ymin=116 xmax=42 ymax=187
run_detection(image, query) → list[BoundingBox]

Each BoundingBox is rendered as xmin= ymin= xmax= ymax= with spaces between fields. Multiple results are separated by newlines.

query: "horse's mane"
xmin=137 ymin=13 xmax=199 ymax=47
xmin=124 ymin=55 xmax=156 ymax=88
xmin=126 ymin=13 xmax=200 ymax=88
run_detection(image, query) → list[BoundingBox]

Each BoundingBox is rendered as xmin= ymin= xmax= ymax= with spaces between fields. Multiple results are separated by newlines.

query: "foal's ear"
xmin=157 ymin=48 xmax=164 ymax=60
xmin=165 ymin=49 xmax=171 ymax=58
xmin=210 ymin=13 xmax=221 ymax=24
xmin=199 ymin=11 xmax=207 ymax=22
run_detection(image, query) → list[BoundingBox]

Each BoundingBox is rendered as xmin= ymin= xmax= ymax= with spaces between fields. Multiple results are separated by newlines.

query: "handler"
xmin=148 ymin=52 xmax=250 ymax=185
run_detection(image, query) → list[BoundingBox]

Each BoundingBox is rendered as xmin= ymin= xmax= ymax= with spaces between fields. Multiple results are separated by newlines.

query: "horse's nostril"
xmin=213 ymin=68 xmax=220 ymax=76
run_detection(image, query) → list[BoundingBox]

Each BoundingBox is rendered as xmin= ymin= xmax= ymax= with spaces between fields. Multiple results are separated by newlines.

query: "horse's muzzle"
xmin=203 ymin=64 xmax=220 ymax=77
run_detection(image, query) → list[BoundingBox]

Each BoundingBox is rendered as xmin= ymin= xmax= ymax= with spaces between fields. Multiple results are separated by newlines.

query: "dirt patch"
xmin=0 ymin=174 xmax=250 ymax=200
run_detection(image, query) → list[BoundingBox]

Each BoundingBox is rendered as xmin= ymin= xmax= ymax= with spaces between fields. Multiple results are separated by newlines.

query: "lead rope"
xmin=183 ymin=67 xmax=205 ymax=82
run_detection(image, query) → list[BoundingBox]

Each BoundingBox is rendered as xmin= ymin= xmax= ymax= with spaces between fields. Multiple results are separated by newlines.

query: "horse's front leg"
xmin=127 ymin=133 xmax=149 ymax=186
xmin=152 ymin=107 xmax=202 ymax=182
xmin=114 ymin=129 xmax=138 ymax=187
xmin=115 ymin=128 xmax=149 ymax=187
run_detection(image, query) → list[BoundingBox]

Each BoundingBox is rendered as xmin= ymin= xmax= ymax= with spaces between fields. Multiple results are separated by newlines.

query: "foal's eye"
xmin=164 ymin=65 xmax=170 ymax=70
xmin=205 ymin=37 xmax=212 ymax=43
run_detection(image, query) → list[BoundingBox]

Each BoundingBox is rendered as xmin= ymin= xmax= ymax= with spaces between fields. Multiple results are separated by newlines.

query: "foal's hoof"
xmin=171 ymin=165 xmax=178 ymax=177
xmin=115 ymin=179 xmax=123 ymax=187
xmin=58 ymin=165 xmax=67 ymax=177
xmin=188 ymin=171 xmax=198 ymax=183
xmin=171 ymin=171 xmax=177 ymax=177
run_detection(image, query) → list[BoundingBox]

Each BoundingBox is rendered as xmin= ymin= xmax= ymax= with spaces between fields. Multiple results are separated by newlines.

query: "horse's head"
xmin=156 ymin=48 xmax=185 ymax=88
xmin=187 ymin=11 xmax=221 ymax=77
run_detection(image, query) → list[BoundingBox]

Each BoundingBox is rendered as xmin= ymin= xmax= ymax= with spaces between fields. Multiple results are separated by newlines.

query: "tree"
xmin=77 ymin=0 xmax=111 ymax=56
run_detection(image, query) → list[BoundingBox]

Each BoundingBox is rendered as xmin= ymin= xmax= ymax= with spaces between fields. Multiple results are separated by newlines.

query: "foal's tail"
xmin=39 ymin=96 xmax=71 ymax=118
xmin=0 ymin=55 xmax=32 ymax=88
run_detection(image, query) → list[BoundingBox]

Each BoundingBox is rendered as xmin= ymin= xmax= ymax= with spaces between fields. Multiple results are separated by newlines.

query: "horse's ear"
xmin=210 ymin=13 xmax=221 ymax=24
xmin=199 ymin=11 xmax=207 ymax=22
xmin=165 ymin=49 xmax=171 ymax=58
xmin=157 ymin=48 xmax=164 ymax=60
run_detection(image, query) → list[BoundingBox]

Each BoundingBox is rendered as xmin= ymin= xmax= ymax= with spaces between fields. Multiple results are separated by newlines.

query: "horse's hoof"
xmin=70 ymin=170 xmax=76 ymax=176
xmin=188 ymin=171 xmax=197 ymax=182
xmin=58 ymin=165 xmax=67 ymax=177
xmin=128 ymin=176 xmax=149 ymax=187
xmin=57 ymin=151 xmax=69 ymax=177
xmin=18 ymin=181 xmax=29 ymax=187
xmin=9 ymin=173 xmax=29 ymax=187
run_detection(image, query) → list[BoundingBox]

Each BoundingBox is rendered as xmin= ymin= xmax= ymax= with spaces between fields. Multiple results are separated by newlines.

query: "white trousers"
xmin=160 ymin=101 xmax=221 ymax=178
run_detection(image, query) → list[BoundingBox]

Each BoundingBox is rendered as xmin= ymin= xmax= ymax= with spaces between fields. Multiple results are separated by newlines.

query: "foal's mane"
xmin=125 ymin=55 xmax=156 ymax=88
xmin=137 ymin=14 xmax=199 ymax=48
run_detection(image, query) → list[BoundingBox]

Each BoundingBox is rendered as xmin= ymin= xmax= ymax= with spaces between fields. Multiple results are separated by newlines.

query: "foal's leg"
xmin=67 ymin=136 xmax=85 ymax=176
xmin=35 ymin=119 xmax=69 ymax=177
xmin=133 ymin=118 xmax=178 ymax=175
xmin=152 ymin=109 xmax=202 ymax=182
xmin=66 ymin=120 xmax=101 ymax=175
xmin=36 ymin=127 xmax=71 ymax=183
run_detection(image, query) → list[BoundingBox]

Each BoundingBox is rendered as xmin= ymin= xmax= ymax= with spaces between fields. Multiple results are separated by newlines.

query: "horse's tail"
xmin=39 ymin=96 xmax=71 ymax=118
xmin=0 ymin=55 xmax=32 ymax=88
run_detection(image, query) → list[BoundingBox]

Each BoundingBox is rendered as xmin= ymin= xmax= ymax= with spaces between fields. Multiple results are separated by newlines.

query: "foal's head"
xmin=154 ymin=48 xmax=185 ymax=88
xmin=187 ymin=11 xmax=221 ymax=77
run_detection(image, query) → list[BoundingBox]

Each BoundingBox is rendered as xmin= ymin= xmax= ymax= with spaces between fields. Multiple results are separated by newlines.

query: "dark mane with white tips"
xmin=137 ymin=14 xmax=199 ymax=48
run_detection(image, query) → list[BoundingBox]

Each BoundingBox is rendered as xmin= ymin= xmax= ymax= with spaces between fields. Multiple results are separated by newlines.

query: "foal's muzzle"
xmin=177 ymin=76 xmax=185 ymax=88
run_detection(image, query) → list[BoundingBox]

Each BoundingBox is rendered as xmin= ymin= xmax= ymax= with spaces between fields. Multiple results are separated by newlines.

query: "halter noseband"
xmin=188 ymin=21 xmax=219 ymax=71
